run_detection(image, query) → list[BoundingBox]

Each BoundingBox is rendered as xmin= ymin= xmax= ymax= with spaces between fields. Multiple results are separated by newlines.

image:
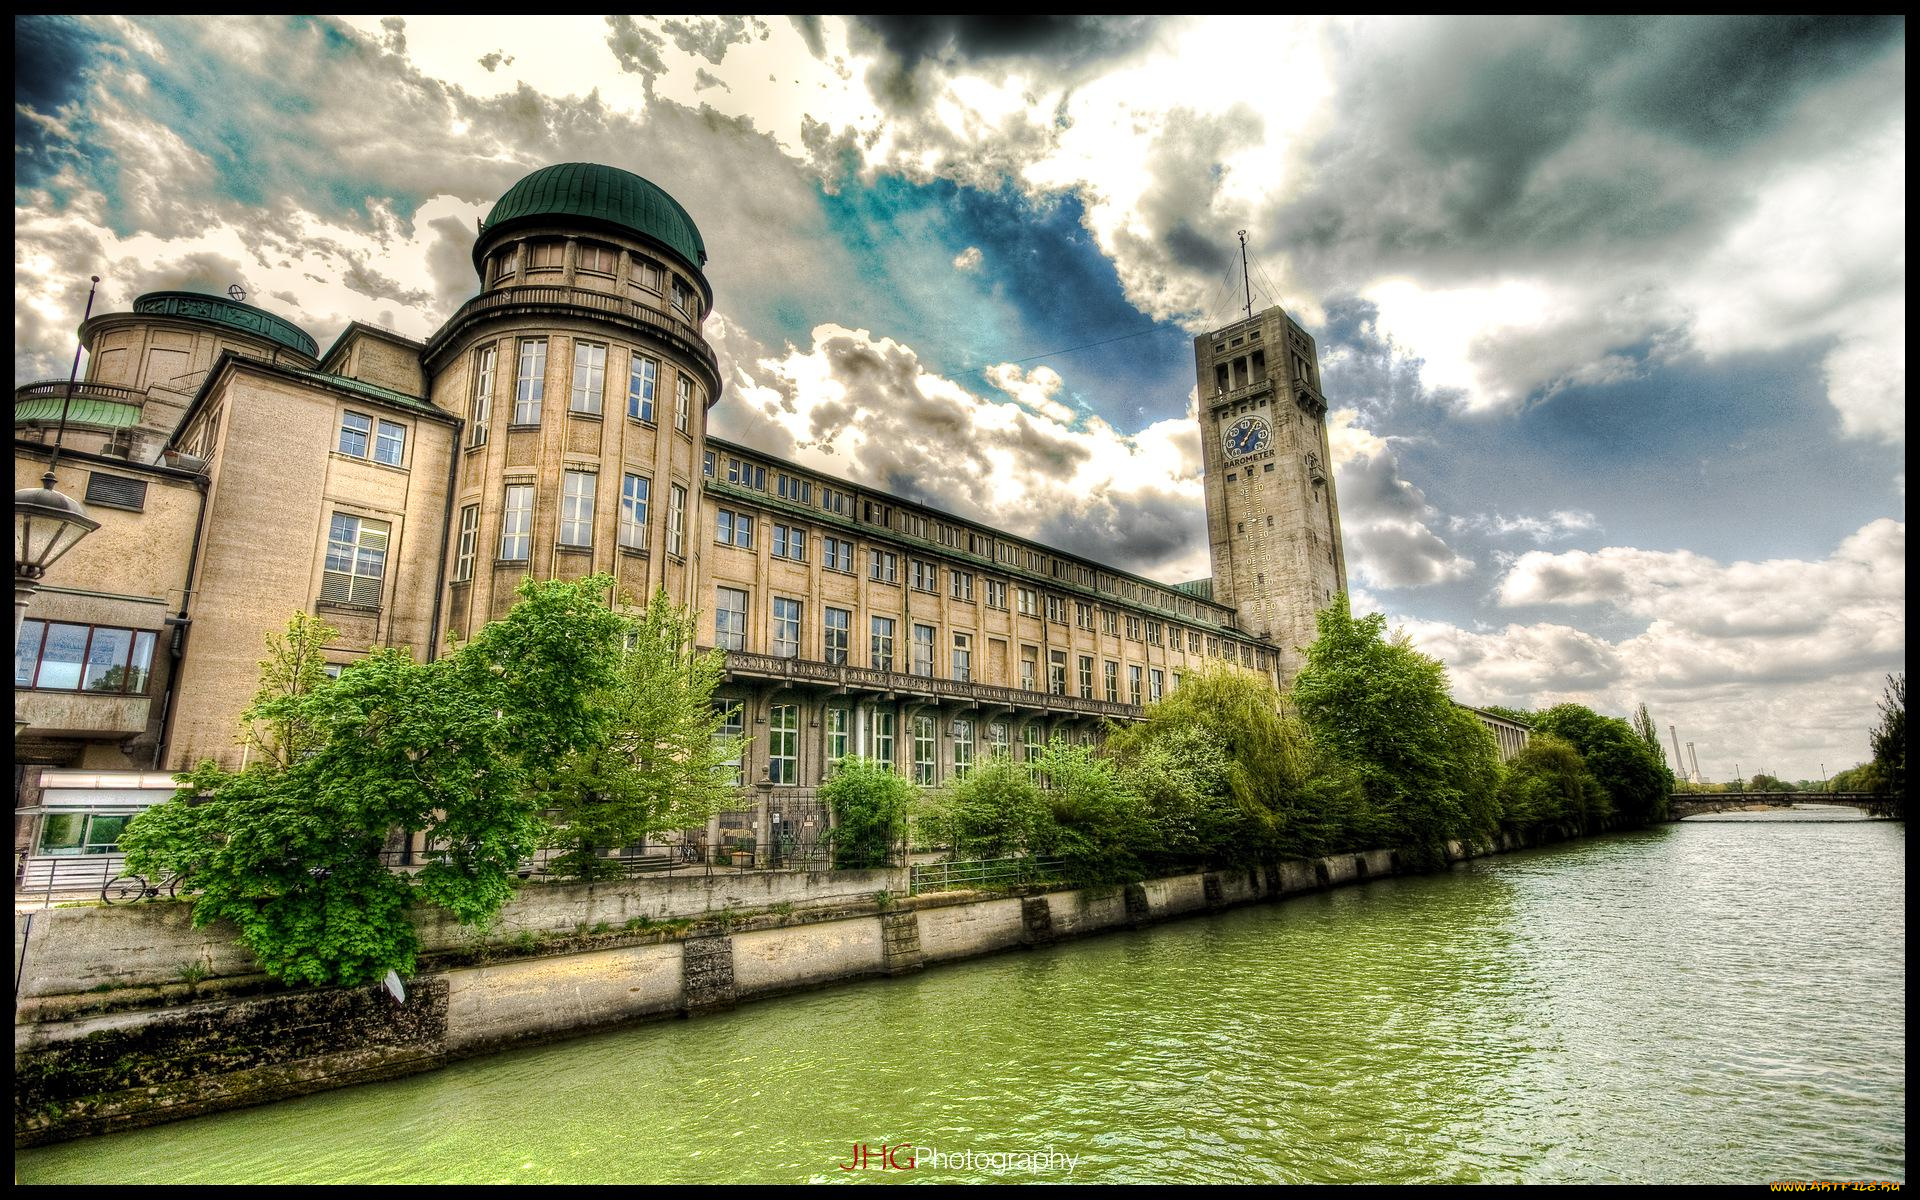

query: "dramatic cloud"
xmin=708 ymin=319 xmax=1210 ymax=583
xmin=1398 ymin=519 xmax=1906 ymax=777
xmin=1326 ymin=409 xmax=1474 ymax=588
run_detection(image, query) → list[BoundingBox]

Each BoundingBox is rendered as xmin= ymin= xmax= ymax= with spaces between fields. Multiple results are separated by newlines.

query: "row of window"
xmin=16 ymin=620 xmax=157 ymax=694
xmin=701 ymin=542 xmax=1265 ymax=666
xmin=451 ymin=476 xmax=692 ymax=579
xmin=717 ymin=702 xmax=1090 ymax=788
xmin=711 ymin=587 xmax=1177 ymax=699
xmin=464 ymin=340 xmax=696 ymax=448
xmin=704 ymin=452 xmax=1224 ymax=625
xmin=486 ymin=239 xmax=701 ymax=321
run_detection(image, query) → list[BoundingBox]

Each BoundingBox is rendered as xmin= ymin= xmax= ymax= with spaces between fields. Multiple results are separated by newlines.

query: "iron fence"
xmin=909 ymin=856 xmax=1066 ymax=894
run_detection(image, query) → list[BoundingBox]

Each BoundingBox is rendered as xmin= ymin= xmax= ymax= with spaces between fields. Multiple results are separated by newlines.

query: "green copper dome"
xmin=480 ymin=163 xmax=708 ymax=272
xmin=132 ymin=292 xmax=318 ymax=357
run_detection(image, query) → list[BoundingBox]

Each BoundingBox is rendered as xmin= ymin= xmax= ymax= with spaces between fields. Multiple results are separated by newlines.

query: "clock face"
xmin=1223 ymin=415 xmax=1271 ymax=458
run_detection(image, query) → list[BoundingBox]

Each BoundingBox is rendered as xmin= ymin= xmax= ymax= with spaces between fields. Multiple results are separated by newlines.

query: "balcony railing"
xmin=711 ymin=648 xmax=1146 ymax=721
xmin=15 ymin=380 xmax=149 ymax=406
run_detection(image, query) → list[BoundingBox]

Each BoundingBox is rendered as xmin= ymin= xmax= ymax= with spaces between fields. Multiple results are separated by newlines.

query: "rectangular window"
xmin=514 ymin=339 xmax=546 ymax=424
xmin=570 ymin=342 xmax=606 ymax=415
xmin=675 ymin=376 xmax=691 ymax=433
xmin=868 ymin=549 xmax=898 ymax=584
xmin=773 ymin=524 xmax=806 ymax=562
xmin=667 ymin=484 xmax=686 ymax=555
xmin=672 ymin=277 xmax=694 ymax=317
xmin=454 ymin=504 xmax=479 ymax=582
xmin=1104 ymin=660 xmax=1119 ymax=703
xmin=527 ymin=240 xmax=564 ymax=271
xmin=322 ymin=513 xmax=390 ymax=606
xmin=824 ymin=607 xmax=850 ymax=665
xmin=1016 ymin=587 xmax=1038 ymax=616
xmin=823 ymin=537 xmax=853 ymax=573
xmin=772 ymin=597 xmax=801 ymax=659
xmin=826 ymin=707 xmax=850 ymax=768
xmin=952 ymin=632 xmax=972 ymax=682
xmin=871 ymin=616 xmax=895 ymax=672
xmin=871 ymin=711 xmax=896 ymax=769
xmin=1189 ymin=632 xmax=1202 ymax=653
xmin=949 ymin=570 xmax=975 ymax=602
xmin=911 ymin=560 xmax=938 ymax=593
xmin=776 ymin=474 xmax=813 ymax=504
xmin=634 ymin=258 xmax=665 ymax=293
xmin=1102 ymin=610 xmax=1118 ymax=636
xmin=1126 ymin=615 xmax=1142 ymax=641
xmin=913 ymin=715 xmax=936 ymax=785
xmin=560 ymin=471 xmax=595 ymax=547
xmin=715 ymin=508 xmax=753 ymax=550
xmin=953 ymin=719 xmax=974 ymax=780
xmin=469 ymin=346 xmax=495 ymax=447
xmin=725 ymin=458 xmax=768 ymax=490
xmin=912 ymin=624 xmax=935 ymax=678
xmin=1145 ymin=620 xmax=1161 ymax=647
xmin=718 ymin=701 xmax=745 ymax=787
xmin=715 ymin=586 xmax=748 ymax=651
xmin=1078 ymin=655 xmax=1094 ymax=699
xmin=627 ymin=356 xmax=657 ymax=422
xmin=1076 ymin=602 xmax=1094 ymax=631
xmin=501 ymin=484 xmax=533 ymax=559
xmin=986 ymin=580 xmax=1008 ymax=610
xmin=1149 ymin=668 xmax=1164 ymax=703
xmin=578 ymin=242 xmax=617 ymax=275
xmin=989 ymin=721 xmax=1010 ymax=758
xmin=16 ymin=620 xmax=156 ymax=694
xmin=370 ymin=419 xmax=406 ymax=466
xmin=821 ymin=487 xmax=848 ymax=516
xmin=1023 ymin=724 xmax=1044 ymax=780
xmin=338 ymin=411 xmax=371 ymax=457
xmin=1049 ymin=650 xmax=1067 ymax=696
xmin=1020 ymin=646 xmax=1038 ymax=691
xmin=702 ymin=450 xmax=715 ymax=478
xmin=1128 ymin=664 xmax=1143 ymax=706
xmin=768 ymin=704 xmax=798 ymax=784
xmin=620 ymin=474 xmax=650 ymax=550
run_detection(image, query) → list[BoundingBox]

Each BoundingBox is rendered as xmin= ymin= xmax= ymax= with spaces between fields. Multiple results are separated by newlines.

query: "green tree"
xmin=820 ymin=756 xmax=912 ymax=869
xmin=541 ymin=588 xmax=742 ymax=879
xmin=1104 ymin=664 xmax=1363 ymax=865
xmin=1632 ymin=702 xmax=1669 ymax=772
xmin=1496 ymin=733 xmax=1610 ymax=837
xmin=1749 ymin=773 xmax=1795 ymax=793
xmin=121 ymin=576 xmax=628 ymax=987
xmin=1529 ymin=703 xmax=1674 ymax=826
xmin=934 ymin=755 xmax=1049 ymax=860
xmin=1290 ymin=595 xmax=1504 ymax=864
xmin=1828 ymin=762 xmax=1877 ymax=793
xmin=1869 ymin=673 xmax=1904 ymax=805
xmin=1030 ymin=739 xmax=1151 ymax=883
xmin=241 ymin=610 xmax=337 ymax=766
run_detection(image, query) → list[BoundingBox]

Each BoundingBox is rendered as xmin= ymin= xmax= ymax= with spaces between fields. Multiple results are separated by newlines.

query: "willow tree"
xmin=541 ymin=587 xmax=743 ymax=879
xmin=1290 ymin=594 xmax=1503 ymax=865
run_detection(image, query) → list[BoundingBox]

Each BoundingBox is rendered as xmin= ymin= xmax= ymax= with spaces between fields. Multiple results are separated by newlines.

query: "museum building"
xmin=13 ymin=162 xmax=1528 ymax=880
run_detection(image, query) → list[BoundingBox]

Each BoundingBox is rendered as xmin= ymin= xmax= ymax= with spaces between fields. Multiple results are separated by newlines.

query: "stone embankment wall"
xmin=15 ymin=836 xmax=1530 ymax=1147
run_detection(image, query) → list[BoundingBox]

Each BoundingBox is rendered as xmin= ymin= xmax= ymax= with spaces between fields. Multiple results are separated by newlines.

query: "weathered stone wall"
xmin=15 ymin=866 xmax=905 ymax=1000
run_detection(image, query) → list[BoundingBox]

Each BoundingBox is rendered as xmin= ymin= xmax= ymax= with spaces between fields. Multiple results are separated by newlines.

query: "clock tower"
xmin=1195 ymin=305 xmax=1348 ymax=680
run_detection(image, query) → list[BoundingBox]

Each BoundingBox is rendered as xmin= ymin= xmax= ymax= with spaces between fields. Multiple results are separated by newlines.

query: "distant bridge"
xmin=1667 ymin=792 xmax=1895 ymax=821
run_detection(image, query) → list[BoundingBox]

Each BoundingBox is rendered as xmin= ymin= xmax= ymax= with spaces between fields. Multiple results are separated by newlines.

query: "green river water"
xmin=17 ymin=813 xmax=1906 ymax=1184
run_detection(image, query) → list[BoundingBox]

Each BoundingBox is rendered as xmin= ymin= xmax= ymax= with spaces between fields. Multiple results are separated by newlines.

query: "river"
xmin=16 ymin=812 xmax=1906 ymax=1183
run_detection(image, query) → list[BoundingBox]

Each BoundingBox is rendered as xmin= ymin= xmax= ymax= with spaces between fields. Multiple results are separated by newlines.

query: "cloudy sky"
xmin=14 ymin=15 xmax=1905 ymax=780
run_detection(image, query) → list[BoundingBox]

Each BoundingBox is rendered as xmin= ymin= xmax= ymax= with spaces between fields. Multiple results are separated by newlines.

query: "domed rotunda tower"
xmin=424 ymin=163 xmax=722 ymax=635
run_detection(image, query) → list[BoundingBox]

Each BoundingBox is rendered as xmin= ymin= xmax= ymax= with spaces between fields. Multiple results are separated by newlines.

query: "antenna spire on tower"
xmin=1237 ymin=230 xmax=1252 ymax=322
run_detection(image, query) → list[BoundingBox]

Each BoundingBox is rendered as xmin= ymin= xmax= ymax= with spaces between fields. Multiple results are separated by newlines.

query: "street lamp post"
xmin=16 ymin=275 xmax=104 ymax=698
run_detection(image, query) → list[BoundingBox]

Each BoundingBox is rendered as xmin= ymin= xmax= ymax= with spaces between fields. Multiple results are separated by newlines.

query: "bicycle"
xmin=101 ymin=870 xmax=188 ymax=904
